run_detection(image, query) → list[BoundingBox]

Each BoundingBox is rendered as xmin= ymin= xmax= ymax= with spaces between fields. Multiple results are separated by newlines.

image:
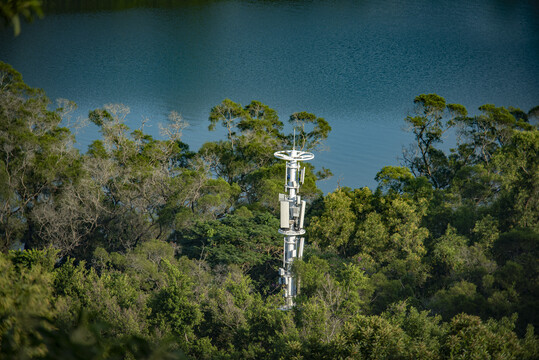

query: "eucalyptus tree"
xmin=0 ymin=62 xmax=81 ymax=252
xmin=203 ymin=99 xmax=284 ymax=184
xmin=202 ymin=99 xmax=329 ymax=209
xmin=455 ymin=104 xmax=533 ymax=166
xmin=288 ymin=111 xmax=331 ymax=151
xmin=403 ymin=93 xmax=467 ymax=189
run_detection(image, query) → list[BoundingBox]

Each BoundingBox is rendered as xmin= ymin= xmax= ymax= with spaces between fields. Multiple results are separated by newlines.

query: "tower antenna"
xmin=274 ymin=146 xmax=314 ymax=310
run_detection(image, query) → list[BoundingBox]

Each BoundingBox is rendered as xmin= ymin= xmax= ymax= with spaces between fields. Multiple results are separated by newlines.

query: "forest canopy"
xmin=1 ymin=62 xmax=538 ymax=359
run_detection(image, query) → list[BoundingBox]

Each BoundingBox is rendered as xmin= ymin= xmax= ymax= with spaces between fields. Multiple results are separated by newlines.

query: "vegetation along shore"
xmin=1 ymin=61 xmax=538 ymax=359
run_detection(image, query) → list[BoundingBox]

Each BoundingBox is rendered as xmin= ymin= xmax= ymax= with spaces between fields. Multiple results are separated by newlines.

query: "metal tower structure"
xmin=275 ymin=148 xmax=314 ymax=309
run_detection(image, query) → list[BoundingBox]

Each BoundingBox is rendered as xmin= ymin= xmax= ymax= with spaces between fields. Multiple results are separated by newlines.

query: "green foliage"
xmin=1 ymin=67 xmax=538 ymax=358
xmin=337 ymin=263 xmax=375 ymax=315
xmin=0 ymin=62 xmax=81 ymax=252
xmin=490 ymin=130 xmax=539 ymax=231
xmin=308 ymin=189 xmax=357 ymax=254
xmin=0 ymin=0 xmax=43 ymax=36
xmin=288 ymin=111 xmax=332 ymax=151
xmin=383 ymin=301 xmax=444 ymax=358
xmin=336 ymin=314 xmax=408 ymax=359
xmin=308 ymin=185 xmax=430 ymax=306
xmin=375 ymin=166 xmax=414 ymax=194
xmin=149 ymin=260 xmax=202 ymax=344
xmin=203 ymin=99 xmax=328 ymax=208
xmin=403 ymin=93 xmax=467 ymax=188
xmin=9 ymin=247 xmax=59 ymax=271
xmin=489 ymin=229 xmax=539 ymax=332
xmin=441 ymin=314 xmax=525 ymax=360
xmin=4 ymin=310 xmax=187 ymax=360
xmin=431 ymin=226 xmax=469 ymax=277
xmin=429 ymin=280 xmax=484 ymax=320
xmin=176 ymin=211 xmax=281 ymax=288
xmin=0 ymin=250 xmax=54 ymax=358
xmin=293 ymin=256 xmax=331 ymax=298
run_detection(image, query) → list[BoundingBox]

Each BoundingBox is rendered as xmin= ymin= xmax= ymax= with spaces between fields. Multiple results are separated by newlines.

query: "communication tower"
xmin=275 ymin=147 xmax=314 ymax=309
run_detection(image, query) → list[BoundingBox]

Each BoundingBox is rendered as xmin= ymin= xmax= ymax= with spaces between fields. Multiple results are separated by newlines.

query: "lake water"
xmin=1 ymin=0 xmax=538 ymax=193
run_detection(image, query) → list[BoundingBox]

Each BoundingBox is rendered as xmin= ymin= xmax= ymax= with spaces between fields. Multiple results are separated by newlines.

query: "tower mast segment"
xmin=274 ymin=146 xmax=314 ymax=310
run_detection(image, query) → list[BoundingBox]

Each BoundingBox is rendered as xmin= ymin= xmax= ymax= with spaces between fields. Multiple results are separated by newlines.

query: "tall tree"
xmin=288 ymin=111 xmax=331 ymax=151
xmin=202 ymin=99 xmax=327 ymax=208
xmin=403 ymin=93 xmax=467 ymax=188
xmin=0 ymin=62 xmax=81 ymax=251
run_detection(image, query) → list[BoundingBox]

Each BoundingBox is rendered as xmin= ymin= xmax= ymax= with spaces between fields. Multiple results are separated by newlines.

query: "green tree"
xmin=308 ymin=188 xmax=357 ymax=255
xmin=288 ymin=111 xmax=331 ymax=151
xmin=77 ymin=104 xmax=225 ymax=254
xmin=403 ymin=93 xmax=467 ymax=188
xmin=429 ymin=281 xmax=484 ymax=321
xmin=0 ymin=0 xmax=43 ymax=36
xmin=0 ymin=62 xmax=81 ymax=252
xmin=383 ymin=301 xmax=444 ymax=359
xmin=176 ymin=211 xmax=281 ymax=286
xmin=149 ymin=260 xmax=202 ymax=348
xmin=208 ymin=98 xmax=245 ymax=151
xmin=456 ymin=104 xmax=534 ymax=165
xmin=441 ymin=314 xmax=528 ymax=360
xmin=202 ymin=99 xmax=327 ymax=208
xmin=334 ymin=314 xmax=409 ymax=359
xmin=490 ymin=130 xmax=539 ymax=231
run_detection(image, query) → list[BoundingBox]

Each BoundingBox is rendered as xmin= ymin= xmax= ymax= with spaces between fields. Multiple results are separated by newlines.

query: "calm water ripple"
xmin=1 ymin=0 xmax=538 ymax=192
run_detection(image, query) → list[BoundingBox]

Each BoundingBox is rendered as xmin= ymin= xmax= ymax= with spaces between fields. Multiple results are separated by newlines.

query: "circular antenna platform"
xmin=278 ymin=229 xmax=306 ymax=236
xmin=274 ymin=150 xmax=314 ymax=161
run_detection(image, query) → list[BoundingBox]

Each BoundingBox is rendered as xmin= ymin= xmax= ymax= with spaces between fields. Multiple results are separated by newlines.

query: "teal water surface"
xmin=1 ymin=0 xmax=538 ymax=192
